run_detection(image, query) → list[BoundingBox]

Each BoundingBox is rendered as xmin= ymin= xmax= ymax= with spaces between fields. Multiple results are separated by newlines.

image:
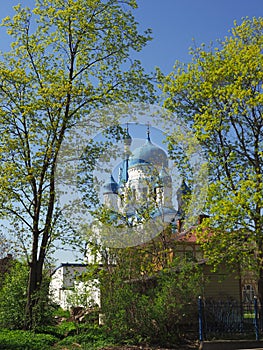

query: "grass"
xmin=0 ymin=323 xmax=115 ymax=350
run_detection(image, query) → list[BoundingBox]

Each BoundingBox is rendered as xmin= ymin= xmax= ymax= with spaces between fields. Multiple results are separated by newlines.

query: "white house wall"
xmin=49 ymin=264 xmax=100 ymax=310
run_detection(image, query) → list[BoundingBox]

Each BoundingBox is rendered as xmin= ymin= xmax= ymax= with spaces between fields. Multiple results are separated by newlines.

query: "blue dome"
xmin=103 ymin=175 xmax=118 ymax=194
xmin=129 ymin=137 xmax=168 ymax=168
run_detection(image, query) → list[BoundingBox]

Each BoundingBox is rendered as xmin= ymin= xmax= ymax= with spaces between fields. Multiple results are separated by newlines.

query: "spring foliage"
xmin=159 ymin=18 xmax=263 ymax=274
xmin=0 ymin=0 xmax=155 ymax=328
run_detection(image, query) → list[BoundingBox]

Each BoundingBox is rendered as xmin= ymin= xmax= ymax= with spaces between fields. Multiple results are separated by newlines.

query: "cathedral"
xmin=95 ymin=125 xmax=244 ymax=304
xmin=101 ymin=125 xmax=189 ymax=234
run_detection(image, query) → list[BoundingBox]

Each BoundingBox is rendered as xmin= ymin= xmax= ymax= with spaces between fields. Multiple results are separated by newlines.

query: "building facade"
xmin=49 ymin=263 xmax=100 ymax=310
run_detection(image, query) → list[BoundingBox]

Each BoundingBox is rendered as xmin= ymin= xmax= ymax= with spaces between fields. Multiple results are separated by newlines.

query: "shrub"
xmin=0 ymin=329 xmax=57 ymax=349
xmin=55 ymin=324 xmax=115 ymax=349
xmin=0 ymin=262 xmax=28 ymax=329
xmin=0 ymin=261 xmax=56 ymax=330
xmin=101 ymin=257 xmax=202 ymax=346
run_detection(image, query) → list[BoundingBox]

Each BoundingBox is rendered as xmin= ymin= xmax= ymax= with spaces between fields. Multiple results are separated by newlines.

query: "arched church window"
xmin=119 ymin=193 xmax=124 ymax=205
xmin=153 ymin=187 xmax=157 ymax=202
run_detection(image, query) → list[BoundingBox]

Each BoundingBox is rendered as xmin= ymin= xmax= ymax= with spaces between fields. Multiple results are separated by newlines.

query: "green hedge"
xmin=0 ymin=329 xmax=58 ymax=349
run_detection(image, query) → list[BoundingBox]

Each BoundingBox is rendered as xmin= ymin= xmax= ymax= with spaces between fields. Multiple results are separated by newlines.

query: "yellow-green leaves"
xmin=160 ymin=17 xmax=263 ymax=276
xmin=0 ymin=0 xmax=156 ymax=329
xmin=0 ymin=0 xmax=154 ymax=270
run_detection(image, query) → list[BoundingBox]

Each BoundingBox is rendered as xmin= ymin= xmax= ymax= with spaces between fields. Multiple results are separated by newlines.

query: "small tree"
xmin=0 ymin=262 xmax=27 ymax=329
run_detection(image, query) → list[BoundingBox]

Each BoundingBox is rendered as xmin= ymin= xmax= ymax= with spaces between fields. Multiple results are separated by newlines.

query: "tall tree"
xmin=159 ymin=18 xmax=263 ymax=302
xmin=0 ymin=0 xmax=154 ymax=329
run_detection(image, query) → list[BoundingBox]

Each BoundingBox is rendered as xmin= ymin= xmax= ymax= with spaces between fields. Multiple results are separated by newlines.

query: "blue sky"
xmin=0 ymin=0 xmax=262 ymax=75
xmin=135 ymin=0 xmax=262 ymax=74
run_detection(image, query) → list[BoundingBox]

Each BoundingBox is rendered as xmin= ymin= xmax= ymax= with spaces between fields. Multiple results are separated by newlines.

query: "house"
xmin=176 ymin=228 xmax=242 ymax=301
xmin=49 ymin=263 xmax=100 ymax=310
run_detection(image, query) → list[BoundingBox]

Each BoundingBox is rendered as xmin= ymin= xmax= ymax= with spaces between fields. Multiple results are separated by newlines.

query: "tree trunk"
xmin=24 ymin=259 xmax=43 ymax=330
xmin=24 ymin=225 xmax=45 ymax=330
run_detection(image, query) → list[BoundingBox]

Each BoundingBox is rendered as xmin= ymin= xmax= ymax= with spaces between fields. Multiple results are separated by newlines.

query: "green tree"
xmin=0 ymin=0 xmax=154 ymax=329
xmin=159 ymin=17 xmax=263 ymax=302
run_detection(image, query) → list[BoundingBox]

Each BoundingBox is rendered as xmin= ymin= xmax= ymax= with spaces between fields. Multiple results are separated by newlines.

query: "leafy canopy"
xmin=0 ymin=0 xmax=154 ymax=258
xmin=159 ymin=17 xmax=263 ymax=272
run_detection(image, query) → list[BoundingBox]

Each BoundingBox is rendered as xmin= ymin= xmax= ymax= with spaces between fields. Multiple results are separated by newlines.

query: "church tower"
xmin=101 ymin=125 xmax=183 ymax=227
xmin=102 ymin=175 xmax=118 ymax=211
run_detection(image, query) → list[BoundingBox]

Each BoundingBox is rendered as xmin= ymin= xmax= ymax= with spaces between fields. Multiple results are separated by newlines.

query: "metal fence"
xmin=198 ymin=297 xmax=261 ymax=341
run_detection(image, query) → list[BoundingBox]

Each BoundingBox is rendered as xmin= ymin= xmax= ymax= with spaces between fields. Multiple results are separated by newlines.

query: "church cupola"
xmin=103 ymin=175 xmax=118 ymax=195
xmin=129 ymin=127 xmax=168 ymax=169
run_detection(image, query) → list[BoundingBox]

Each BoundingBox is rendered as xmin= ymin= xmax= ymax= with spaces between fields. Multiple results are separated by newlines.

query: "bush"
xmin=0 ymin=261 xmax=56 ymax=330
xmin=0 ymin=262 xmax=28 ymax=329
xmin=101 ymin=257 xmax=202 ymax=346
xmin=149 ymin=261 xmax=201 ymax=345
xmin=0 ymin=324 xmax=114 ymax=349
xmin=55 ymin=324 xmax=115 ymax=350
xmin=0 ymin=329 xmax=57 ymax=349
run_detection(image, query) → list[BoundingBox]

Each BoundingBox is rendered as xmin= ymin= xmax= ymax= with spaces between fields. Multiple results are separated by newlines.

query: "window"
xmin=184 ymin=246 xmax=195 ymax=261
xmin=153 ymin=187 xmax=157 ymax=202
xmin=242 ymin=284 xmax=255 ymax=303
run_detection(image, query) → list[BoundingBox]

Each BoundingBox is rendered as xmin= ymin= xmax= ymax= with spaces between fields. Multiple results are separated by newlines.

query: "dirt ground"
xmin=100 ymin=342 xmax=199 ymax=350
